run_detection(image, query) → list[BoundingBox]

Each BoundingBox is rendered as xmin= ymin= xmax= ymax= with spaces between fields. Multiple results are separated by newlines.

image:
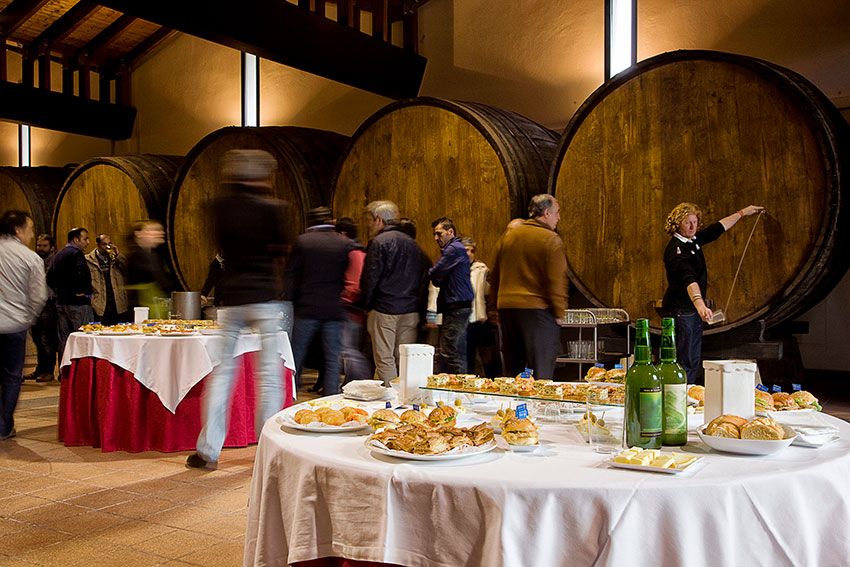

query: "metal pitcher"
xmin=170 ymin=291 xmax=201 ymax=320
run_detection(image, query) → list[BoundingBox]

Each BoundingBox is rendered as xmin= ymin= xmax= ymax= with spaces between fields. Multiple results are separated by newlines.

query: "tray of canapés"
xmin=422 ymin=371 xmax=624 ymax=406
xmin=80 ymin=319 xmax=221 ymax=336
xmin=365 ymin=404 xmax=498 ymax=460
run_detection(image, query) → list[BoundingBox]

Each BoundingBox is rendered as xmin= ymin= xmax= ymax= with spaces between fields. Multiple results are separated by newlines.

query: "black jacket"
xmin=47 ymin=244 xmax=92 ymax=305
xmin=360 ymin=225 xmax=430 ymax=315
xmin=213 ymin=189 xmax=290 ymax=306
xmin=662 ymin=221 xmax=725 ymax=312
xmin=285 ymin=226 xmax=352 ymax=320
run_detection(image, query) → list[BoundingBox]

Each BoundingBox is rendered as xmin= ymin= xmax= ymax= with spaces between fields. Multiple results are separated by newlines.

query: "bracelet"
xmin=691 ymin=294 xmax=702 ymax=302
xmin=738 ymin=209 xmax=744 ymax=218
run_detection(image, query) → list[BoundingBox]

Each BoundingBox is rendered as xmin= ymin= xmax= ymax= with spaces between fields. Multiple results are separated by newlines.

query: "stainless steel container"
xmin=170 ymin=291 xmax=201 ymax=320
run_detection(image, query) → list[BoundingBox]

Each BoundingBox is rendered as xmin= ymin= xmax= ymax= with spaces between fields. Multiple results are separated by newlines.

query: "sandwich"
xmin=603 ymin=368 xmax=626 ymax=384
xmin=705 ymin=414 xmax=748 ymax=438
xmin=772 ymin=392 xmax=798 ymax=411
xmin=754 ymin=390 xmax=775 ymax=412
xmin=428 ymin=405 xmax=457 ymax=428
xmin=687 ymin=385 xmax=705 ymax=406
xmin=740 ymin=417 xmax=785 ymax=440
xmin=319 ymin=409 xmax=346 ymax=426
xmin=368 ymin=409 xmax=401 ymax=430
xmin=584 ymin=366 xmax=607 ymax=382
xmin=502 ymin=417 xmax=539 ymax=446
xmin=400 ymin=409 xmax=429 ymax=425
xmin=790 ymin=390 xmax=821 ymax=411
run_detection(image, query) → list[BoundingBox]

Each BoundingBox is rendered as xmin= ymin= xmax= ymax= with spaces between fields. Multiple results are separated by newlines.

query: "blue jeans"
xmin=439 ymin=308 xmax=471 ymax=373
xmin=291 ymin=317 xmax=343 ymax=394
xmin=341 ymin=318 xmax=373 ymax=384
xmin=674 ymin=311 xmax=704 ymax=384
xmin=196 ymin=301 xmax=284 ymax=463
xmin=1 ymin=331 xmax=27 ymax=437
xmin=57 ymin=304 xmax=94 ymax=364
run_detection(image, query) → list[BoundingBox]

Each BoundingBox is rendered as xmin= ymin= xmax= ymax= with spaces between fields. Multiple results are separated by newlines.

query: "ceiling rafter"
xmin=0 ymin=0 xmax=51 ymax=37
xmin=26 ymin=0 xmax=99 ymax=57
xmin=68 ymin=13 xmax=135 ymax=66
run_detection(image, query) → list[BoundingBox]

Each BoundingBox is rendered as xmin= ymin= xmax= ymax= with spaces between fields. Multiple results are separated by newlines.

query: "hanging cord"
xmin=723 ymin=210 xmax=766 ymax=316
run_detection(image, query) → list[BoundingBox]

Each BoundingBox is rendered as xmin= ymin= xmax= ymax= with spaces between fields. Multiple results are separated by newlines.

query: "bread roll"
xmin=294 ymin=409 xmax=319 ymax=424
xmin=741 ymin=417 xmax=785 ymax=440
xmin=320 ymin=409 xmax=346 ymax=426
xmin=706 ymin=422 xmax=741 ymax=438
xmin=688 ymin=385 xmax=705 ymax=404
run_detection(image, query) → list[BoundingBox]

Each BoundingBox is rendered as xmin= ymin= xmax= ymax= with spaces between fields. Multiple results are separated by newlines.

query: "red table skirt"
xmin=58 ymin=354 xmax=294 ymax=453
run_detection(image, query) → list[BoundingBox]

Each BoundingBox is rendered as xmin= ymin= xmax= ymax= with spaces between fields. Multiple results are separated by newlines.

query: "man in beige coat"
xmin=85 ymin=234 xmax=128 ymax=325
xmin=490 ymin=194 xmax=568 ymax=380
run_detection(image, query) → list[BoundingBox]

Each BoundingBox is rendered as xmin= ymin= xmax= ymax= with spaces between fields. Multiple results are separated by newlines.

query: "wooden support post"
xmin=22 ymin=53 xmax=35 ymax=87
xmin=99 ymin=70 xmax=111 ymax=103
xmin=38 ymin=52 xmax=51 ymax=91
xmin=62 ymin=65 xmax=74 ymax=95
xmin=78 ymin=62 xmax=90 ymax=100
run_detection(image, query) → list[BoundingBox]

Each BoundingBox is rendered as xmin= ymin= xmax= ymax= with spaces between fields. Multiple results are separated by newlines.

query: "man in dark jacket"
xmin=360 ymin=200 xmax=428 ymax=385
xmin=286 ymin=207 xmax=352 ymax=395
xmin=47 ymin=227 xmax=93 ymax=362
xmin=26 ymin=234 xmax=58 ymax=382
xmin=429 ymin=217 xmax=474 ymax=373
xmin=188 ymin=149 xmax=290 ymax=469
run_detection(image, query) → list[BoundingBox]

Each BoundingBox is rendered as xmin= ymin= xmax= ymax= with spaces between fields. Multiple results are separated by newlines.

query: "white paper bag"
xmin=704 ymin=360 xmax=757 ymax=422
xmin=398 ymin=344 xmax=434 ymax=405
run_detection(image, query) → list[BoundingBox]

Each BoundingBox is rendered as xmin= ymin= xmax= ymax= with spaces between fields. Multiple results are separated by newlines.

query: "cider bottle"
xmin=657 ymin=317 xmax=688 ymax=446
xmin=625 ymin=319 xmax=662 ymax=449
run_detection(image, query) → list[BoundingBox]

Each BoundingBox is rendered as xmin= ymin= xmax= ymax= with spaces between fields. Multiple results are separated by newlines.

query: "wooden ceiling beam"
xmin=69 ymin=13 xmax=135 ymax=65
xmin=101 ymin=25 xmax=174 ymax=71
xmin=0 ymin=79 xmax=135 ymax=139
xmin=94 ymin=0 xmax=426 ymax=99
xmin=0 ymin=0 xmax=51 ymax=37
xmin=28 ymin=0 xmax=98 ymax=57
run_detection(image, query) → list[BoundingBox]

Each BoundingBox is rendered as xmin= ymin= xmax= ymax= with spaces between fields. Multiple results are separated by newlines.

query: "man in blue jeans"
xmin=1 ymin=211 xmax=48 ymax=440
xmin=429 ymin=218 xmax=474 ymax=373
xmin=286 ymin=207 xmax=352 ymax=395
xmin=188 ymin=150 xmax=290 ymax=469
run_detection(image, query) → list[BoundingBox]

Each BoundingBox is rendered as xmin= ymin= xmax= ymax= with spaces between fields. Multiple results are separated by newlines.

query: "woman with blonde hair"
xmin=662 ymin=202 xmax=764 ymax=383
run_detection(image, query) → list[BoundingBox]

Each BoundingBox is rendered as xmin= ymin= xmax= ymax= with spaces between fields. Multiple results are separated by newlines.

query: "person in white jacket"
xmin=1 ymin=210 xmax=48 ymax=440
xmin=461 ymin=237 xmax=500 ymax=377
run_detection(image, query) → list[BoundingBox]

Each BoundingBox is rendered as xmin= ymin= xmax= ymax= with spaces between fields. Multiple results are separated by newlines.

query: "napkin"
xmin=342 ymin=380 xmax=394 ymax=401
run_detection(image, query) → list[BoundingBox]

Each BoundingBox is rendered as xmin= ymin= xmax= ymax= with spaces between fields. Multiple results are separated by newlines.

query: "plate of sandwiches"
xmin=366 ymin=422 xmax=496 ymax=461
xmin=278 ymin=406 xmax=371 ymax=433
xmin=697 ymin=414 xmax=796 ymax=455
xmin=755 ymin=390 xmax=822 ymax=416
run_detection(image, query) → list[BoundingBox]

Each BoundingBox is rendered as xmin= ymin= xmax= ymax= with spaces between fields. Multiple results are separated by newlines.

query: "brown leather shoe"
xmin=35 ymin=374 xmax=55 ymax=383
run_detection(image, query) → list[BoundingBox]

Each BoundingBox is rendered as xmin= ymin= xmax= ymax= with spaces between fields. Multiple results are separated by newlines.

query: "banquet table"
xmin=58 ymin=331 xmax=296 ymax=453
xmin=245 ymin=397 xmax=850 ymax=567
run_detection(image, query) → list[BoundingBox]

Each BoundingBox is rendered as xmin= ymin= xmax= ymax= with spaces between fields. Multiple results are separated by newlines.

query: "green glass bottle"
xmin=625 ymin=318 xmax=663 ymax=449
xmin=657 ymin=317 xmax=688 ymax=446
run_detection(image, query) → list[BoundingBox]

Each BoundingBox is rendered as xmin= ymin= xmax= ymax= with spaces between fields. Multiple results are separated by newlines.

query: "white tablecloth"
xmin=245 ymin=399 xmax=850 ymax=567
xmin=61 ymin=332 xmax=296 ymax=413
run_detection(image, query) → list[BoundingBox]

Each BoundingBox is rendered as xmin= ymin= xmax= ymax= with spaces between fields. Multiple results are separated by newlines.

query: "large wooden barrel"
xmin=168 ymin=126 xmax=349 ymax=291
xmin=0 ymin=166 xmax=72 ymax=238
xmin=551 ymin=50 xmax=850 ymax=333
xmin=54 ymin=155 xmax=182 ymax=256
xmin=332 ymin=98 xmax=560 ymax=267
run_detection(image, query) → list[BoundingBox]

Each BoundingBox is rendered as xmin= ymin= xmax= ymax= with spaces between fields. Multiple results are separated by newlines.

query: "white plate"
xmin=158 ymin=331 xmax=199 ymax=336
xmin=697 ymin=425 xmax=796 ymax=455
xmin=98 ymin=330 xmax=143 ymax=336
xmin=507 ymin=443 xmax=540 ymax=453
xmin=757 ymin=408 xmax=815 ymax=418
xmin=609 ymin=456 xmax=703 ymax=475
xmin=366 ymin=439 xmax=497 ymax=461
xmin=277 ymin=416 xmax=370 ymax=433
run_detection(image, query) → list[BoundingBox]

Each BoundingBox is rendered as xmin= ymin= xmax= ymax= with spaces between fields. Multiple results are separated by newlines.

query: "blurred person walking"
xmin=462 ymin=237 xmax=501 ymax=377
xmin=429 ymin=218 xmax=473 ymax=373
xmin=126 ymin=220 xmax=174 ymax=319
xmin=1 ymin=211 xmax=48 ymax=440
xmin=490 ymin=194 xmax=568 ymax=380
xmin=47 ymin=227 xmax=93 ymax=363
xmin=335 ymin=217 xmax=373 ymax=384
xmin=286 ymin=207 xmax=352 ymax=395
xmin=86 ymin=234 xmax=128 ymax=325
xmin=188 ymin=149 xmax=290 ymax=469
xmin=26 ymin=234 xmax=59 ymax=382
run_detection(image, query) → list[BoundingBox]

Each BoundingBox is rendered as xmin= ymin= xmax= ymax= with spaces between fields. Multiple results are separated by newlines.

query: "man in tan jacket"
xmin=85 ymin=234 xmax=128 ymax=325
xmin=490 ymin=194 xmax=567 ymax=380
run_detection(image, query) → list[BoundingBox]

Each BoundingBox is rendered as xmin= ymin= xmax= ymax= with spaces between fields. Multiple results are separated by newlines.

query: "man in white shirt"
xmin=0 ymin=210 xmax=48 ymax=440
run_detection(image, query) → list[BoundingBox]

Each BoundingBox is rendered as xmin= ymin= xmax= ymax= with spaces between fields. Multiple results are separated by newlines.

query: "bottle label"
xmin=756 ymin=384 xmax=769 ymax=392
xmin=771 ymin=384 xmax=782 ymax=393
xmin=638 ymin=386 xmax=662 ymax=438
xmin=515 ymin=404 xmax=528 ymax=419
xmin=792 ymin=383 xmax=802 ymax=391
xmin=663 ymin=384 xmax=688 ymax=435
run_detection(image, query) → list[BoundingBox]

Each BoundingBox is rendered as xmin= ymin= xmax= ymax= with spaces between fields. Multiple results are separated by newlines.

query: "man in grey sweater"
xmin=0 ymin=210 xmax=48 ymax=440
